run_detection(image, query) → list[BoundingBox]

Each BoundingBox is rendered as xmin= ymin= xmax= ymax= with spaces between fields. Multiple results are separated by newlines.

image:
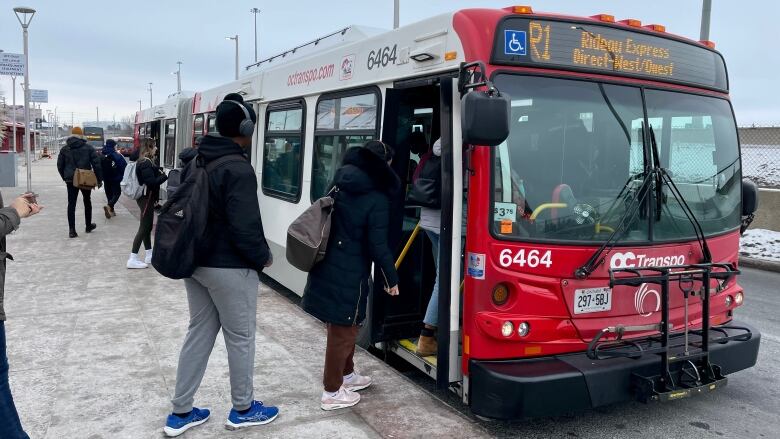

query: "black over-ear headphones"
xmin=217 ymin=100 xmax=255 ymax=137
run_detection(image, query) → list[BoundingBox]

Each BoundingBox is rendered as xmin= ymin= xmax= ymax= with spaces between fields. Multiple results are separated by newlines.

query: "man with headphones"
xmin=164 ymin=93 xmax=277 ymax=436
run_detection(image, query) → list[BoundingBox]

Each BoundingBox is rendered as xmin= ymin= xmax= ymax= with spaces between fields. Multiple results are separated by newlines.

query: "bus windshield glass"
xmin=491 ymin=74 xmax=741 ymax=243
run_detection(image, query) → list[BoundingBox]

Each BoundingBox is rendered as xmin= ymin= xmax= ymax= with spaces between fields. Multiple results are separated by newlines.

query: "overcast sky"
xmin=0 ymin=0 xmax=777 ymax=126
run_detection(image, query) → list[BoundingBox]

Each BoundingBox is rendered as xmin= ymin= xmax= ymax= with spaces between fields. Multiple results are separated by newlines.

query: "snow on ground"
xmin=742 ymin=145 xmax=780 ymax=188
xmin=740 ymin=228 xmax=780 ymax=262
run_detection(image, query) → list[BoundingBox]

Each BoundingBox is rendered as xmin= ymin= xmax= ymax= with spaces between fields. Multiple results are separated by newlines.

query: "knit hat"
xmin=364 ymin=140 xmax=394 ymax=162
xmin=216 ymin=93 xmax=257 ymax=138
xmin=71 ymin=126 xmax=83 ymax=136
xmin=105 ymin=139 xmax=117 ymax=148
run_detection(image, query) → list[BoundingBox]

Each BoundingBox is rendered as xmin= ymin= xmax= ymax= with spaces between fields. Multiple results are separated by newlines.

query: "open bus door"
xmin=368 ymin=77 xmax=463 ymax=392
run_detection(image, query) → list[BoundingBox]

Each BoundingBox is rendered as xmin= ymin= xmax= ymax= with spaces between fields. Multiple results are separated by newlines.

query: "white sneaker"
xmin=321 ymin=387 xmax=361 ymax=411
xmin=145 ymin=248 xmax=153 ymax=264
xmin=127 ymin=253 xmax=148 ymax=269
xmin=343 ymin=372 xmax=372 ymax=392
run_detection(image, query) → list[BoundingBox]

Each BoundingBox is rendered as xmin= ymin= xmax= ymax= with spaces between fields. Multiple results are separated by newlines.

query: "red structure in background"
xmin=1 ymin=121 xmax=34 ymax=153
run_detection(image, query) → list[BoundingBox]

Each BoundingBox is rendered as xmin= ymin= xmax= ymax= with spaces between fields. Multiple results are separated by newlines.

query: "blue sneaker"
xmin=163 ymin=407 xmax=210 ymax=437
xmin=225 ymin=400 xmax=279 ymax=430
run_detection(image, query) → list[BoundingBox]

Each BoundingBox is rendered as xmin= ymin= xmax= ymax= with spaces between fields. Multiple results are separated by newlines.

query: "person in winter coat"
xmin=126 ymin=139 xmax=167 ymax=269
xmin=302 ymin=140 xmax=401 ymax=411
xmin=1 ymin=191 xmax=42 ymax=439
xmin=100 ymin=139 xmax=127 ymax=218
xmin=415 ymin=138 xmax=443 ymax=356
xmin=57 ymin=126 xmax=103 ymax=238
xmin=165 ymin=93 xmax=278 ymax=436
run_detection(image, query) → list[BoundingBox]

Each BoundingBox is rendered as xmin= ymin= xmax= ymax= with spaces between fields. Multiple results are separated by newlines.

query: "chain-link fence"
xmin=741 ymin=126 xmax=780 ymax=188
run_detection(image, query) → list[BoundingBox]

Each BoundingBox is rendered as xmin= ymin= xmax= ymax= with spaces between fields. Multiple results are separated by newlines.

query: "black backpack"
xmin=101 ymin=153 xmax=116 ymax=179
xmin=151 ymin=154 xmax=244 ymax=279
xmin=406 ymin=154 xmax=441 ymax=208
xmin=165 ymin=168 xmax=182 ymax=199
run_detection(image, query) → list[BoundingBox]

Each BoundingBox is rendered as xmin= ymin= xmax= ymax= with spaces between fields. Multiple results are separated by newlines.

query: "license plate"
xmin=574 ymin=287 xmax=612 ymax=314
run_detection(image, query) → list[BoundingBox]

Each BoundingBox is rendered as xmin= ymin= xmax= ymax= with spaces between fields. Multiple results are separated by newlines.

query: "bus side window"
xmin=262 ymin=103 xmax=305 ymax=201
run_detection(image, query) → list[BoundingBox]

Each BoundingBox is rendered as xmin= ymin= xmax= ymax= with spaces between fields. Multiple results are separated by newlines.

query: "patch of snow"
xmin=742 ymin=145 xmax=780 ymax=188
xmin=740 ymin=228 xmax=780 ymax=262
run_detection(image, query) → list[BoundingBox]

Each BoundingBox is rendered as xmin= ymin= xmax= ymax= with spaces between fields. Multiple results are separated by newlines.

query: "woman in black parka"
xmin=302 ymin=140 xmax=400 ymax=411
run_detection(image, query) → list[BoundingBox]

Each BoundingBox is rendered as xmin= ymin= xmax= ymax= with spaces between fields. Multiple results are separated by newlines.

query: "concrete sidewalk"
xmin=2 ymin=159 xmax=487 ymax=438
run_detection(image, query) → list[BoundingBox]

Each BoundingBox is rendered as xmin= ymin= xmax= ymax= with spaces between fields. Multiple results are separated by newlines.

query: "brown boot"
xmin=416 ymin=335 xmax=437 ymax=356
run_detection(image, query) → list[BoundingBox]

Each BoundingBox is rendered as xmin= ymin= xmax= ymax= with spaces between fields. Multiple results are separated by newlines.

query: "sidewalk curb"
xmin=739 ymin=256 xmax=780 ymax=273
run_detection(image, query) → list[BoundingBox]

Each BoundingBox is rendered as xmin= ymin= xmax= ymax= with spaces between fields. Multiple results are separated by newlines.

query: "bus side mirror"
xmin=742 ymin=179 xmax=758 ymax=216
xmin=461 ymin=90 xmax=510 ymax=146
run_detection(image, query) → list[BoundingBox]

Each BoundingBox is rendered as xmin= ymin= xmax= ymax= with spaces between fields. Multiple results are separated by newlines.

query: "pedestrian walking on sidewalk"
xmin=57 ymin=127 xmax=103 ymax=238
xmin=101 ymin=139 xmax=127 ymax=219
xmin=301 ymin=140 xmax=401 ymax=411
xmin=1 ymin=191 xmax=42 ymax=439
xmin=127 ymin=139 xmax=168 ymax=269
xmin=164 ymin=93 xmax=278 ymax=437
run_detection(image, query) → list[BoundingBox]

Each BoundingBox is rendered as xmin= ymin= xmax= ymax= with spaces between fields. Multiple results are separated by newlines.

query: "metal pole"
xmin=176 ymin=61 xmax=182 ymax=93
xmin=700 ymin=0 xmax=712 ymax=41
xmin=96 ymin=106 xmax=99 ymax=123
xmin=251 ymin=8 xmax=260 ymax=62
xmin=234 ymin=35 xmax=239 ymax=80
xmin=22 ymin=26 xmax=31 ymax=191
xmin=11 ymin=76 xmax=16 ymax=153
xmin=394 ymin=0 xmax=400 ymax=29
xmin=138 ymin=100 xmax=142 ymax=111
xmin=148 ymin=82 xmax=153 ymax=107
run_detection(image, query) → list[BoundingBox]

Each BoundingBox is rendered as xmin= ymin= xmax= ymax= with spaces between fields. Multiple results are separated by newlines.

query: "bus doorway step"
xmin=389 ymin=339 xmax=437 ymax=379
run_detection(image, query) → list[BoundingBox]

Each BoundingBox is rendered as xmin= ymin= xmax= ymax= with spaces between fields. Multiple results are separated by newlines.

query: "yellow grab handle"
xmin=596 ymin=223 xmax=615 ymax=234
xmin=395 ymin=223 xmax=422 ymax=269
xmin=529 ymin=203 xmax=567 ymax=221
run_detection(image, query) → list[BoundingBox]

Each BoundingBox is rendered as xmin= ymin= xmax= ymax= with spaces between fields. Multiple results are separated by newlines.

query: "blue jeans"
xmin=0 ymin=321 xmax=29 ymax=439
xmin=423 ymin=230 xmax=440 ymax=327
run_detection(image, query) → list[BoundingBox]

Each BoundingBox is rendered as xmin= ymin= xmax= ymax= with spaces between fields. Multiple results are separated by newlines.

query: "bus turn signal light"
xmin=492 ymin=284 xmax=510 ymax=306
xmin=512 ymin=5 xmax=533 ymax=14
xmin=619 ymin=18 xmax=642 ymax=27
xmin=700 ymin=40 xmax=716 ymax=48
xmin=591 ymin=14 xmax=614 ymax=23
xmin=444 ymin=51 xmax=457 ymax=61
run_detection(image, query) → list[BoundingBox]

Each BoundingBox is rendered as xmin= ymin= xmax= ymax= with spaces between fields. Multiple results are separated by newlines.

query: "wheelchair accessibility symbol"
xmin=504 ymin=30 xmax=527 ymax=56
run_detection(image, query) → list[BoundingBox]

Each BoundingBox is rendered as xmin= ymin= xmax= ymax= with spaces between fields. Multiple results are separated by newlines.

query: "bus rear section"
xmin=451 ymin=8 xmax=761 ymax=419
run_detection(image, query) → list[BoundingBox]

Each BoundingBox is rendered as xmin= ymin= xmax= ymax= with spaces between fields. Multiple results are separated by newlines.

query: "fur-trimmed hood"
xmin=334 ymin=146 xmax=400 ymax=195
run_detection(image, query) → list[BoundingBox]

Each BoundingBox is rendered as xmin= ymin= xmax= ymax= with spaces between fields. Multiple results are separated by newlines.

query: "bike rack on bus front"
xmin=586 ymin=263 xmax=752 ymax=402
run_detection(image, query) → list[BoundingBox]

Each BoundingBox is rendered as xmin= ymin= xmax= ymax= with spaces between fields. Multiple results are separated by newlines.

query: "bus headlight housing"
xmin=501 ymin=321 xmax=514 ymax=337
xmin=735 ymin=292 xmax=744 ymax=305
xmin=517 ymin=322 xmax=530 ymax=337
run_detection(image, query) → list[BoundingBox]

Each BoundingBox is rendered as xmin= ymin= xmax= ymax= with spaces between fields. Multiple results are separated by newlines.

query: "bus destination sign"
xmin=493 ymin=18 xmax=728 ymax=91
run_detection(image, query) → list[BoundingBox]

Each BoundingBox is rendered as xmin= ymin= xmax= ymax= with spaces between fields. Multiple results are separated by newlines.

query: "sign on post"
xmin=0 ymin=52 xmax=25 ymax=76
xmin=30 ymin=89 xmax=48 ymax=103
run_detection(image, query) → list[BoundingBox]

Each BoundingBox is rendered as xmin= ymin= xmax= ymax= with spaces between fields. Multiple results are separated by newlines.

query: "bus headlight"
xmin=501 ymin=321 xmax=514 ymax=337
xmin=517 ymin=322 xmax=530 ymax=337
xmin=735 ymin=292 xmax=744 ymax=305
xmin=725 ymin=295 xmax=733 ymax=307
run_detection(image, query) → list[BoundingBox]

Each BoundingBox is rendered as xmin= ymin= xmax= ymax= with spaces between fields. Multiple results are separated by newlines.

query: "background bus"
xmin=83 ymin=126 xmax=105 ymax=149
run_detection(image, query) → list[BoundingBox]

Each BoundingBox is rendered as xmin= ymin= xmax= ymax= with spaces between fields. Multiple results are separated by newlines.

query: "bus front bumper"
xmin=468 ymin=321 xmax=760 ymax=420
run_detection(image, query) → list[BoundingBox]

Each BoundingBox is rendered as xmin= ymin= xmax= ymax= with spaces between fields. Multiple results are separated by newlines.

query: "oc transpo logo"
xmin=609 ymin=251 xmax=686 ymax=269
xmin=634 ymin=283 xmax=661 ymax=317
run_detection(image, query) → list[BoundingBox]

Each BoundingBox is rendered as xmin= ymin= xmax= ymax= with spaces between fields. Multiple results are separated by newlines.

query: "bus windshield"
xmin=491 ymin=74 xmax=741 ymax=243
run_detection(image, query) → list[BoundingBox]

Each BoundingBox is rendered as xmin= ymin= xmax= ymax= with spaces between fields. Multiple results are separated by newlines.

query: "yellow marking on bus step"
xmin=399 ymin=339 xmax=437 ymax=366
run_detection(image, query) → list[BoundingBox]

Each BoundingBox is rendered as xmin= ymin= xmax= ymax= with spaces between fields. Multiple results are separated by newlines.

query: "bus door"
xmin=369 ymin=76 xmax=462 ymax=390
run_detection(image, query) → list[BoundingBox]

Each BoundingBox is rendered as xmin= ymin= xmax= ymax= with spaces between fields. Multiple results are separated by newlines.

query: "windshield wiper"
xmin=575 ymin=170 xmax=654 ymax=279
xmin=575 ymin=127 xmax=712 ymax=279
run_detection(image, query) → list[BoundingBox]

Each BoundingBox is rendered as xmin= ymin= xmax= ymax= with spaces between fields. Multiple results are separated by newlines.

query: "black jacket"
xmin=57 ymin=137 xmax=103 ymax=183
xmin=135 ymin=158 xmax=168 ymax=202
xmin=302 ymin=147 xmax=400 ymax=326
xmin=197 ymin=135 xmax=271 ymax=272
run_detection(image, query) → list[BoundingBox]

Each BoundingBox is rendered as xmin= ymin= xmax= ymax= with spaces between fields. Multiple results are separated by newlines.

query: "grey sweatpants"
xmin=171 ymin=267 xmax=260 ymax=413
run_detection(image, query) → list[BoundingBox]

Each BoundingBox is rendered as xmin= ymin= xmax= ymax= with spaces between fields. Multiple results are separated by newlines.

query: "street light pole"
xmin=96 ymin=106 xmax=99 ymax=123
xmin=394 ymin=0 xmax=400 ymax=29
xmin=14 ymin=6 xmax=36 ymax=193
xmin=700 ymin=0 xmax=712 ymax=41
xmin=250 ymin=8 xmax=260 ymax=63
xmin=227 ymin=35 xmax=239 ymax=80
xmin=148 ymin=82 xmax=153 ymax=107
xmin=176 ymin=61 xmax=182 ymax=93
xmin=138 ymin=100 xmax=142 ymax=111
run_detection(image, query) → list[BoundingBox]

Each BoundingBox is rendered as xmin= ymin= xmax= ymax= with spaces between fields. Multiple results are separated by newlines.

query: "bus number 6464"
xmin=499 ymin=249 xmax=553 ymax=269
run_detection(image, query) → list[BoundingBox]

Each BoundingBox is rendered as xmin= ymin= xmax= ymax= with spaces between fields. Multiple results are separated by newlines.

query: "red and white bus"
xmin=136 ymin=5 xmax=760 ymax=419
